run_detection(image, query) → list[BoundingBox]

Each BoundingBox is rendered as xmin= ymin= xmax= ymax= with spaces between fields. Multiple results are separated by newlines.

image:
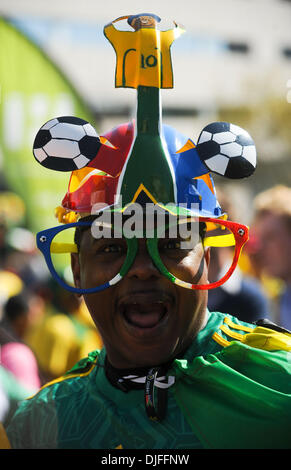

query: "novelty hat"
xmin=33 ymin=15 xmax=256 ymax=223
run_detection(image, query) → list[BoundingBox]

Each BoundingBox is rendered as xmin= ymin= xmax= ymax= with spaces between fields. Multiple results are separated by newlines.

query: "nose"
xmin=126 ymin=239 xmax=160 ymax=281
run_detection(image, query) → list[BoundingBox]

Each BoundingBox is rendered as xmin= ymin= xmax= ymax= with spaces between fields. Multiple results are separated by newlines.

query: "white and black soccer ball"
xmin=195 ymin=122 xmax=256 ymax=179
xmin=33 ymin=116 xmax=101 ymax=171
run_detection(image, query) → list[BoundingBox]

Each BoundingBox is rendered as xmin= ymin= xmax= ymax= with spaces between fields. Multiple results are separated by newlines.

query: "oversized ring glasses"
xmin=36 ymin=216 xmax=249 ymax=295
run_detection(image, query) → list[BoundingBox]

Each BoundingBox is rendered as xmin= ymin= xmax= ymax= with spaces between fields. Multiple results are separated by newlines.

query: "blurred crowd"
xmin=209 ymin=184 xmax=291 ymax=330
xmin=0 ymin=183 xmax=291 ymax=428
xmin=0 ymin=190 xmax=103 ymax=427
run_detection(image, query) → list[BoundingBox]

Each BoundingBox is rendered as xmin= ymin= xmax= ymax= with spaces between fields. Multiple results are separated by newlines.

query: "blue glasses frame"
xmin=36 ymin=221 xmax=138 ymax=294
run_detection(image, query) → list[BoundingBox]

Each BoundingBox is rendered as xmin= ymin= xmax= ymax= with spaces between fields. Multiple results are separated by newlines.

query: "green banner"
xmin=0 ymin=18 xmax=95 ymax=233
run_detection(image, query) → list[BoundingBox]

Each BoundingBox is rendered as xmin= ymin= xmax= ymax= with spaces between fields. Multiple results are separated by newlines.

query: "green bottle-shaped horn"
xmin=117 ymin=85 xmax=176 ymax=208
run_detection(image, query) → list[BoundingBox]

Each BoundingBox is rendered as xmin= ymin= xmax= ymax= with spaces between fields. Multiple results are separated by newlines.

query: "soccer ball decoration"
xmin=195 ymin=122 xmax=256 ymax=179
xmin=33 ymin=116 xmax=102 ymax=171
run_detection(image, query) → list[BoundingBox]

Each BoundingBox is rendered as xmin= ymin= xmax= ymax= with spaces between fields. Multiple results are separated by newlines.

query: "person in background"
xmin=0 ymin=291 xmax=42 ymax=428
xmin=24 ymin=281 xmax=103 ymax=381
xmin=207 ymin=187 xmax=271 ymax=323
xmin=250 ymin=185 xmax=291 ymax=330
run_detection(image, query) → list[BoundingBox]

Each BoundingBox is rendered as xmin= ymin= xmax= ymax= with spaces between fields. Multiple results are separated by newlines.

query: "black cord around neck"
xmin=104 ymin=357 xmax=175 ymax=421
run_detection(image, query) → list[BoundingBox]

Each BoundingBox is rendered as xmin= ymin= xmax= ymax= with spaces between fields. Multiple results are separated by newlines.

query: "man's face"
xmin=71 ymin=225 xmax=210 ymax=369
xmin=252 ymin=212 xmax=291 ymax=282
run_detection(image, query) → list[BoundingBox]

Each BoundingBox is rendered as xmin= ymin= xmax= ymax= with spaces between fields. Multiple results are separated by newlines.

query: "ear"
xmin=71 ymin=253 xmax=82 ymax=297
xmin=195 ymin=122 xmax=256 ymax=179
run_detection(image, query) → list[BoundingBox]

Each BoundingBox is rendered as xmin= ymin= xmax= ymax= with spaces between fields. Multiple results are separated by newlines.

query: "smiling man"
xmin=71 ymin=216 xmax=210 ymax=371
xmin=3 ymin=14 xmax=291 ymax=449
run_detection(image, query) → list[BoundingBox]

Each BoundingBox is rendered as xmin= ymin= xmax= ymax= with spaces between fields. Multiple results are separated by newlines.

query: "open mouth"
xmin=121 ymin=302 xmax=168 ymax=328
xmin=117 ymin=292 xmax=173 ymax=330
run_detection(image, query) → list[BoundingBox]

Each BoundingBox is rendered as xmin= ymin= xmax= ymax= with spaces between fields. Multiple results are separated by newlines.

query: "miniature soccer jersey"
xmin=103 ymin=23 xmax=184 ymax=89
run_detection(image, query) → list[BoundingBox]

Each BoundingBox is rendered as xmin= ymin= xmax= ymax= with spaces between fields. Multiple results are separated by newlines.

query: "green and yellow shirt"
xmin=4 ymin=311 xmax=291 ymax=449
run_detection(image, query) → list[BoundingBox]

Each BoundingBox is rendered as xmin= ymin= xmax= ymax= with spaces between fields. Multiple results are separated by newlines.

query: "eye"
xmin=93 ymin=239 xmax=126 ymax=255
xmin=162 ymin=240 xmax=182 ymax=250
xmin=159 ymin=239 xmax=184 ymax=253
xmin=103 ymin=243 xmax=123 ymax=253
xmin=158 ymin=236 xmax=199 ymax=257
